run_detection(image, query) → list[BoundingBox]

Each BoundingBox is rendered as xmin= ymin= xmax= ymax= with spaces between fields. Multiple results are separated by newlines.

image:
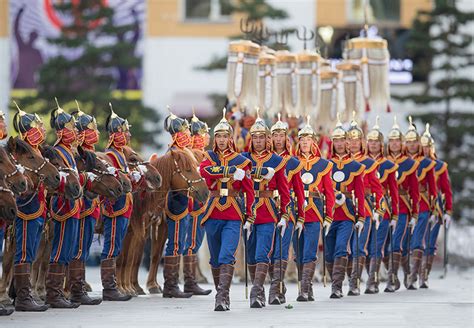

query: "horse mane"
xmin=191 ymin=149 xmax=205 ymax=163
xmin=8 ymin=137 xmax=33 ymax=155
xmin=41 ymin=145 xmax=62 ymax=162
xmin=75 ymin=146 xmax=97 ymax=171
xmin=150 ymin=148 xmax=197 ymax=192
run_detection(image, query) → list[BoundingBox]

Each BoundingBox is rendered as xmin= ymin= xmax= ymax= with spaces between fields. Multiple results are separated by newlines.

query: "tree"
xmin=11 ymin=0 xmax=161 ymax=150
xmin=399 ymin=0 xmax=474 ymax=221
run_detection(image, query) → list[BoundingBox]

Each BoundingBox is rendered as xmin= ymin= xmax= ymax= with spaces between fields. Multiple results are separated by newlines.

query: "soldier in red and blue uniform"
xmin=47 ymin=101 xmax=82 ymax=308
xmin=294 ymin=117 xmax=334 ymax=302
xmin=404 ymin=117 xmax=437 ymax=290
xmin=419 ymin=124 xmax=453 ymax=288
xmin=182 ymin=112 xmax=212 ymax=296
xmin=199 ymin=109 xmax=255 ymax=311
xmin=365 ymin=117 xmax=399 ymax=294
xmin=11 ymin=106 xmax=52 ymax=312
xmin=327 ymin=115 xmax=366 ymax=299
xmin=162 ymin=111 xmax=194 ymax=298
xmin=68 ymin=106 xmax=102 ymax=305
xmin=346 ymin=113 xmax=385 ymax=296
xmin=100 ymin=106 xmax=135 ymax=302
xmin=385 ymin=116 xmax=420 ymax=293
xmin=242 ymin=111 xmax=291 ymax=309
xmin=269 ymin=114 xmax=305 ymax=305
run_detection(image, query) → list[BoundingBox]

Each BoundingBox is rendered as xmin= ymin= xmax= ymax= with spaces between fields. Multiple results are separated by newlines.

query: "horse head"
xmin=0 ymin=177 xmax=17 ymax=223
xmin=123 ymin=146 xmax=162 ymax=191
xmin=0 ymin=146 xmax=27 ymax=194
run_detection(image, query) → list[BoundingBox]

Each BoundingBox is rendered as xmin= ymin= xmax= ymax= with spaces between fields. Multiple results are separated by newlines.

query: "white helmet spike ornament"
xmin=213 ymin=108 xmax=233 ymax=136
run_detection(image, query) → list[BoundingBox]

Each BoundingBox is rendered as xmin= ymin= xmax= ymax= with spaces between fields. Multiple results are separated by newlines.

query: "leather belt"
xmin=210 ymin=190 xmax=242 ymax=198
xmin=255 ymin=190 xmax=277 ymax=198
xmin=399 ymin=189 xmax=408 ymax=196
xmin=304 ymin=190 xmax=321 ymax=198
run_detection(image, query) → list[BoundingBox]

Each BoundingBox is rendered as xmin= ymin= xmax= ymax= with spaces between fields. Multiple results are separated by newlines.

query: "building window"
xmin=183 ymin=0 xmax=232 ymax=22
xmin=348 ymin=0 xmax=401 ymax=24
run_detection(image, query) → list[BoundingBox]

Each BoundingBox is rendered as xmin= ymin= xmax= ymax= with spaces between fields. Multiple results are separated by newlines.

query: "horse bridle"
xmin=173 ymin=159 xmax=204 ymax=194
xmin=0 ymin=185 xmax=15 ymax=197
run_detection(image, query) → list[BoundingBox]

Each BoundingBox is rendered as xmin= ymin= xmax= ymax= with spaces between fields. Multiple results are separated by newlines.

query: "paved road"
xmin=1 ymin=268 xmax=472 ymax=328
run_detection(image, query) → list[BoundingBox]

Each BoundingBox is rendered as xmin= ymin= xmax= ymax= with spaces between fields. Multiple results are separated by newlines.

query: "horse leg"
xmin=35 ymin=234 xmax=52 ymax=301
xmin=122 ymin=231 xmax=137 ymax=295
xmin=146 ymin=221 xmax=167 ymax=294
xmin=30 ymin=232 xmax=45 ymax=301
xmin=0 ymin=228 xmax=15 ymax=304
xmin=131 ymin=237 xmax=146 ymax=295
xmin=115 ymin=230 xmax=129 ymax=294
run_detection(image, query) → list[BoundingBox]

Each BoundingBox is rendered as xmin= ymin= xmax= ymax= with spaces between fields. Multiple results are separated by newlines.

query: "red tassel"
xmin=365 ymin=102 xmax=370 ymax=112
xmin=387 ymin=104 xmax=392 ymax=113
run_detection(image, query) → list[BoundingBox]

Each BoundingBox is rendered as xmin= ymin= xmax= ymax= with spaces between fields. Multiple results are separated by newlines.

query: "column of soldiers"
xmin=0 ymin=105 xmax=454 ymax=316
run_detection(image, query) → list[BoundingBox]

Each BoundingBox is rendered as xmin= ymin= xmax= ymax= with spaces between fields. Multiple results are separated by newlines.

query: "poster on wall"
xmin=9 ymin=0 xmax=145 ymax=90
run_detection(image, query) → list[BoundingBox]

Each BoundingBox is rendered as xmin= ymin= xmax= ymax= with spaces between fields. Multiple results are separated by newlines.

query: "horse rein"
xmin=172 ymin=159 xmax=204 ymax=195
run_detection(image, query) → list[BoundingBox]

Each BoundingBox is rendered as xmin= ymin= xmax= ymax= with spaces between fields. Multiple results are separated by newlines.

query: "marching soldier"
xmin=11 ymin=106 xmax=51 ymax=312
xmin=68 ymin=106 xmax=102 ymax=305
xmin=346 ymin=114 xmax=385 ymax=296
xmin=269 ymin=114 xmax=305 ymax=305
xmin=199 ymin=109 xmax=255 ymax=311
xmin=404 ymin=117 xmax=437 ymax=290
xmin=365 ymin=117 xmax=399 ymax=294
xmin=100 ymin=106 xmax=136 ymax=302
xmin=419 ymin=124 xmax=453 ymax=288
xmin=182 ymin=112 xmax=211 ymax=296
xmin=385 ymin=117 xmax=420 ymax=293
xmin=162 ymin=111 xmax=194 ymax=298
xmin=47 ymin=101 xmax=82 ymax=308
xmin=242 ymin=111 xmax=291 ymax=309
xmin=294 ymin=117 xmax=334 ymax=302
xmin=326 ymin=115 xmax=366 ymax=299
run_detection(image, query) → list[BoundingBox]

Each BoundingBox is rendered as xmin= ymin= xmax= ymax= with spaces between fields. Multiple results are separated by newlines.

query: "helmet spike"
xmin=306 ymin=115 xmax=310 ymax=125
xmin=277 ymin=113 xmax=281 ymax=122
xmin=54 ymin=97 xmax=64 ymax=114
xmin=336 ymin=112 xmax=342 ymax=127
xmin=374 ymin=115 xmax=380 ymax=129
xmin=12 ymin=100 xmax=25 ymax=116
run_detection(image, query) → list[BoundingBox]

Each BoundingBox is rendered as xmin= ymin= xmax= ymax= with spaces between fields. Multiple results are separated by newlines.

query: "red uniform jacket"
xmin=388 ymin=154 xmax=420 ymax=217
xmin=434 ymin=159 xmax=453 ymax=215
xmin=298 ymin=153 xmax=335 ymax=223
xmin=370 ymin=155 xmax=399 ymax=221
xmin=200 ymin=149 xmax=254 ymax=222
xmin=412 ymin=155 xmax=437 ymax=214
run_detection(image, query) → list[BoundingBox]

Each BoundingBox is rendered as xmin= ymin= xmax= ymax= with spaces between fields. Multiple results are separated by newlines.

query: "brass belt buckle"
xmin=304 ymin=190 xmax=309 ymax=198
xmin=220 ymin=188 xmax=229 ymax=197
xmin=255 ymin=190 xmax=260 ymax=198
xmin=273 ymin=190 xmax=279 ymax=198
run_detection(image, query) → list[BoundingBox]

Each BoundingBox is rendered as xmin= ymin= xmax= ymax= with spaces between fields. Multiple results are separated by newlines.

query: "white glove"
xmin=373 ymin=212 xmax=381 ymax=230
xmin=277 ymin=218 xmax=287 ymax=237
xmin=322 ymin=220 xmax=331 ymax=236
xmin=107 ymin=166 xmax=117 ymax=175
xmin=233 ymin=168 xmax=245 ymax=181
xmin=390 ymin=219 xmax=397 ymax=230
xmin=59 ymin=171 xmax=69 ymax=183
xmin=409 ymin=217 xmax=417 ymax=233
xmin=243 ymin=221 xmax=253 ymax=240
xmin=355 ymin=221 xmax=364 ymax=236
xmin=131 ymin=171 xmax=142 ymax=183
xmin=443 ymin=213 xmax=452 ymax=229
xmin=428 ymin=214 xmax=438 ymax=227
xmin=86 ymin=172 xmax=98 ymax=182
xmin=137 ymin=164 xmax=148 ymax=174
xmin=335 ymin=193 xmax=346 ymax=206
xmin=295 ymin=221 xmax=304 ymax=237
xmin=263 ymin=167 xmax=275 ymax=180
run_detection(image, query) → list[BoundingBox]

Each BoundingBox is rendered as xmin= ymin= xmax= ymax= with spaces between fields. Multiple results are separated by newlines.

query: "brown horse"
xmin=0 ymin=177 xmax=18 ymax=224
xmin=115 ymin=146 xmax=162 ymax=295
xmin=0 ymin=137 xmax=61 ymax=304
xmin=144 ymin=148 xmax=209 ymax=294
xmin=0 ymin=146 xmax=27 ymax=196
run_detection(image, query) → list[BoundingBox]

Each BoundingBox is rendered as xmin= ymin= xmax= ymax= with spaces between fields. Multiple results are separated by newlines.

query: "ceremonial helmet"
xmin=367 ymin=115 xmax=384 ymax=142
xmin=347 ymin=111 xmax=364 ymax=140
xmin=73 ymin=100 xmax=97 ymax=132
xmin=388 ymin=116 xmax=403 ymax=140
xmin=164 ymin=107 xmax=189 ymax=135
xmin=0 ymin=110 xmax=5 ymax=121
xmin=249 ymin=108 xmax=269 ymax=135
xmin=405 ymin=116 xmax=419 ymax=142
xmin=420 ymin=123 xmax=434 ymax=147
xmin=214 ymin=108 xmax=233 ymax=135
xmin=50 ymin=98 xmax=75 ymax=131
xmin=270 ymin=113 xmax=288 ymax=134
xmin=298 ymin=115 xmax=316 ymax=138
xmin=190 ymin=109 xmax=209 ymax=136
xmin=106 ymin=103 xmax=130 ymax=134
xmin=331 ymin=113 xmax=346 ymax=140
xmin=13 ymin=101 xmax=43 ymax=135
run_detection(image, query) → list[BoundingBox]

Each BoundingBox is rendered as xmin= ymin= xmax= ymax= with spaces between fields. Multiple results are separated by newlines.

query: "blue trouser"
xmin=72 ymin=216 xmax=96 ymax=262
xmin=50 ymin=218 xmax=80 ymax=264
xmin=368 ymin=219 xmax=390 ymax=259
xmin=182 ymin=213 xmax=206 ymax=256
xmin=204 ymin=219 xmax=241 ymax=268
xmin=0 ymin=225 xmax=4 ymax=255
xmin=411 ymin=211 xmax=429 ymax=251
xmin=247 ymin=222 xmax=275 ymax=265
xmin=426 ymin=222 xmax=441 ymax=256
xmin=293 ymin=222 xmax=320 ymax=265
xmin=325 ymin=220 xmax=353 ymax=262
xmin=272 ymin=221 xmax=294 ymax=262
xmin=165 ymin=217 xmax=187 ymax=256
xmin=14 ymin=217 xmax=44 ymax=264
xmin=101 ymin=216 xmax=129 ymax=260
xmin=349 ymin=216 xmax=372 ymax=258
xmin=392 ymin=213 xmax=409 ymax=256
